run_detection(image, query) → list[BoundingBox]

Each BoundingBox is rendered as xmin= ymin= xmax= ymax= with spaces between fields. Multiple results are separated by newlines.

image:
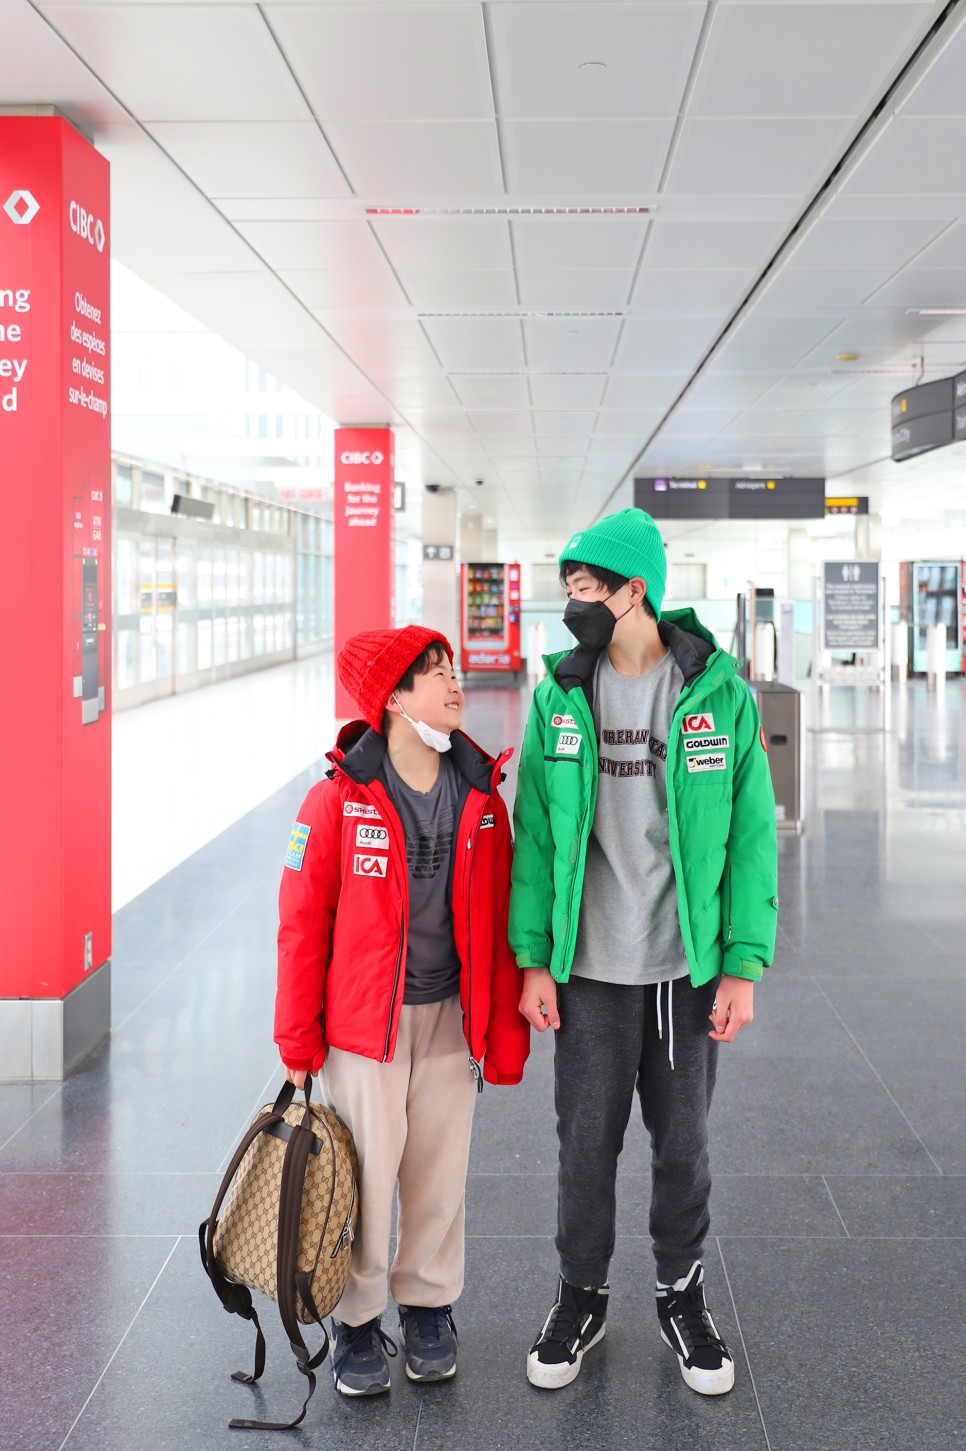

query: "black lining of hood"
xmin=336 ymin=725 xmax=495 ymax=794
xmin=552 ymin=621 xmax=714 ymax=710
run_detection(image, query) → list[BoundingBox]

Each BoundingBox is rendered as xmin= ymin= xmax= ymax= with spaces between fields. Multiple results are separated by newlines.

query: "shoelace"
xmin=666 ymin=1289 xmax=723 ymax=1354
xmin=404 ymin=1304 xmax=457 ymax=1345
xmin=540 ymin=1295 xmax=585 ymax=1346
xmin=332 ymin=1318 xmax=398 ymax=1379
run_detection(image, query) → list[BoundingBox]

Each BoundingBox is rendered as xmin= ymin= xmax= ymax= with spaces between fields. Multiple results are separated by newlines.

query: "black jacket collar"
xmin=330 ymin=721 xmax=497 ymax=794
xmin=553 ymin=620 xmax=714 ymax=709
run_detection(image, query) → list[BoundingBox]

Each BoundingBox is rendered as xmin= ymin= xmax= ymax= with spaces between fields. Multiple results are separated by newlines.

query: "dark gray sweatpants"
xmin=554 ymin=974 xmax=719 ymax=1287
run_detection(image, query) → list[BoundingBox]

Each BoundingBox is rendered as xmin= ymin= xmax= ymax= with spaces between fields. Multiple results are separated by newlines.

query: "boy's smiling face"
xmin=393 ymin=656 xmax=464 ymax=736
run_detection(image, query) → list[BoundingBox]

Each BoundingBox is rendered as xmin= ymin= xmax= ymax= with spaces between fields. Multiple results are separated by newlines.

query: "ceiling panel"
xmin=42 ymin=4 xmax=307 ymax=121
xmin=232 ymin=220 xmax=387 ymax=271
xmin=909 ymin=218 xmax=966 ymax=268
xmin=281 ymin=267 xmax=408 ymax=309
xmin=689 ymin=2 xmax=930 ymax=119
xmin=615 ymin=318 xmax=720 ymax=372
xmin=325 ymin=120 xmax=504 ymax=196
xmin=504 ymin=119 xmax=676 ymax=195
xmin=373 ymin=218 xmax=513 ymax=273
xmin=266 ymin=4 xmax=493 ymax=122
xmin=632 ymin=269 xmax=754 ymax=311
xmin=491 ymin=2 xmax=705 ymax=120
xmin=404 ymin=271 xmax=519 ymax=308
xmin=841 ymin=118 xmax=966 ymax=194
xmin=146 ymin=121 xmax=350 ymax=200
xmin=529 ymin=375 xmax=607 ymax=409
xmin=666 ymin=118 xmax=855 ymax=195
xmin=512 ymin=217 xmax=648 ymax=271
xmin=899 ymin=13 xmax=966 ymax=116
xmin=451 ymin=376 xmax=531 ymax=407
xmin=517 ymin=270 xmax=632 ymax=307
xmin=762 ymin=267 xmax=897 ymax=307
xmin=863 ymin=267 xmax=966 ymax=308
xmin=787 ymin=217 xmax=949 ymax=269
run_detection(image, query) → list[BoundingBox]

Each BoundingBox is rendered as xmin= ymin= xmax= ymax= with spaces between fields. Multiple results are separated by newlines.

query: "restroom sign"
xmin=822 ymin=561 xmax=880 ymax=650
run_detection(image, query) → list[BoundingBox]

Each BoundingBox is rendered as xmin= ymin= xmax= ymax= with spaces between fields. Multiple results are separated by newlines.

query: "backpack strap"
xmin=226 ymin=1078 xmax=331 ymax=1432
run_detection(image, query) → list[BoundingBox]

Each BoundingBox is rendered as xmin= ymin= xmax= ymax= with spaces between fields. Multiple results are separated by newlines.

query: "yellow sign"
xmin=697 ymin=479 xmax=706 ymax=489
xmin=767 ymin=480 xmax=776 ymax=489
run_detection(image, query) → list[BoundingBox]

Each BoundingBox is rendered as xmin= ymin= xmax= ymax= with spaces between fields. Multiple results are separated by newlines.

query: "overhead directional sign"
xmin=637 ymin=476 xmax=825 ymax=519
xmin=891 ymin=374 xmax=965 ymax=461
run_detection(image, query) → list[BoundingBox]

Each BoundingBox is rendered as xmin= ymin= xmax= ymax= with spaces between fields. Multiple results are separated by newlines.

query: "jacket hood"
xmin=550 ymin=606 xmax=729 ymax=701
xmin=328 ymin=718 xmax=510 ymax=794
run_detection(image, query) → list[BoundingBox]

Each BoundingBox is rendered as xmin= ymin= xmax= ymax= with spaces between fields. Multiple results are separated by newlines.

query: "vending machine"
xmin=906 ymin=561 xmax=965 ymax=674
xmin=460 ymin=562 xmax=522 ymax=673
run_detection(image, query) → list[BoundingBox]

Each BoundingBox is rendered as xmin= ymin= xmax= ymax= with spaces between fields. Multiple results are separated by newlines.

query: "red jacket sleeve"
xmin=274 ymin=779 xmax=343 ymax=1073
xmin=482 ymin=794 xmax=531 ymax=1086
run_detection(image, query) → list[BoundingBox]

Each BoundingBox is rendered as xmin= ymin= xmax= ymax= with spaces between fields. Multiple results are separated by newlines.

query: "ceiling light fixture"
xmin=418 ymin=310 xmax=624 ymax=319
xmin=579 ymin=60 xmax=608 ymax=71
xmin=366 ymin=205 xmax=652 ymax=217
xmin=835 ymin=351 xmax=861 ymax=362
xmin=906 ymin=307 xmax=966 ymax=316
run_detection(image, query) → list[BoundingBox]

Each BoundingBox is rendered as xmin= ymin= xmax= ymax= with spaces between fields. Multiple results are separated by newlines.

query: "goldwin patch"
xmin=285 ymin=822 xmax=310 ymax=870
xmin=353 ymin=854 xmax=388 ymax=877
xmin=480 ymin=813 xmax=495 ymax=829
xmin=344 ymin=802 xmax=382 ymax=820
xmin=686 ymin=752 xmax=727 ymax=774
xmin=551 ymin=713 xmax=577 ymax=728
xmin=355 ymin=823 xmax=389 ymax=849
xmin=555 ymin=732 xmax=582 ymax=756
xmin=683 ymin=734 xmax=730 ymax=753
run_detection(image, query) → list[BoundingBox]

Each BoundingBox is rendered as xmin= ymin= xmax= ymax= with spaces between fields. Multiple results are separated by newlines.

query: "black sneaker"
xmin=331 ymin=1316 xmax=397 ymax=1396
xmin=656 ymin=1262 xmax=734 ymax=1395
xmin=398 ymin=1304 xmax=458 ymax=1381
xmin=526 ymin=1276 xmax=608 ymax=1389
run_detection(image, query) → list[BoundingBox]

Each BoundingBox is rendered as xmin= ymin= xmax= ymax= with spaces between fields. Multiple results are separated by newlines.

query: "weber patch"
xmin=285 ymin=822 xmax=310 ymax=871
xmin=681 ymin=713 xmax=715 ymax=734
xmin=353 ymin=854 xmax=388 ymax=878
xmin=551 ymin=713 xmax=577 ymax=728
xmin=480 ymin=813 xmax=495 ymax=829
xmin=355 ymin=823 xmax=389 ymax=849
xmin=683 ymin=734 xmax=730 ymax=754
xmin=343 ymin=802 xmax=382 ymax=820
xmin=555 ymin=732 xmax=582 ymax=756
xmin=686 ymin=752 xmax=727 ymax=774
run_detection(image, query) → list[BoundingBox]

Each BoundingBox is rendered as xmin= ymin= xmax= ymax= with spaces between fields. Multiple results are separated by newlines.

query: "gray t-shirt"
xmin=570 ymin=649 xmax=690 ymax=987
xmin=382 ymin=754 xmax=462 ymax=1005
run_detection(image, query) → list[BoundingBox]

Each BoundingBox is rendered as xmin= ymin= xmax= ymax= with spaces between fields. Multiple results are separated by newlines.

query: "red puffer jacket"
xmin=274 ymin=722 xmax=530 ymax=1086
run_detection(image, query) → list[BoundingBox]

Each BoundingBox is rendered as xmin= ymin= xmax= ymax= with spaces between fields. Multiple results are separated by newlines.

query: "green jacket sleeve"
xmin=509 ymin=688 xmax=554 ymax=969
xmin=722 ymin=683 xmax=779 ymax=982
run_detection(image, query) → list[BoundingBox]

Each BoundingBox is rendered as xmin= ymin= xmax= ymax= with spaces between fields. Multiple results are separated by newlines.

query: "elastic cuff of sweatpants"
xmin=558 ymin=1253 xmax=612 ymax=1291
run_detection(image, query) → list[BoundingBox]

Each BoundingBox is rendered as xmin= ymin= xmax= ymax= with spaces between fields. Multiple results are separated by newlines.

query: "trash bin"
xmin=753 ymin=680 xmax=805 ymax=834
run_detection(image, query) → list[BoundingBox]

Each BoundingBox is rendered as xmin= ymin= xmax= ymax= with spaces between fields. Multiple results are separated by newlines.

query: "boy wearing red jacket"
xmin=275 ymin=625 xmax=529 ymax=1398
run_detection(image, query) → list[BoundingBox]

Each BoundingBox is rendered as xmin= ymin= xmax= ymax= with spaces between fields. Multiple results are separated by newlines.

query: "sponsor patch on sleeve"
xmin=551 ymin=713 xmax=577 ymax=728
xmin=355 ymin=823 xmax=389 ymax=849
xmin=480 ymin=813 xmax=495 ymax=829
xmin=682 ymin=713 xmax=715 ymax=734
xmin=285 ymin=821 xmax=310 ymax=870
xmin=353 ymin=853 xmax=388 ymax=878
xmin=683 ymin=734 xmax=729 ymax=753
xmin=686 ymin=752 xmax=727 ymax=774
xmin=343 ymin=801 xmax=382 ymax=820
xmin=555 ymin=732 xmax=582 ymax=756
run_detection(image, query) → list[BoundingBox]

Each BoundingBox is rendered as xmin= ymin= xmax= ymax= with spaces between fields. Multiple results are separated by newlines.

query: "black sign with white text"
xmin=637 ymin=476 xmax=825 ymax=520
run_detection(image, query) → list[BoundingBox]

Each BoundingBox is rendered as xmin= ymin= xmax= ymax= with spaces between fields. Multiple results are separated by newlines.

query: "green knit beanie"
xmin=559 ymin=508 xmax=667 ymax=620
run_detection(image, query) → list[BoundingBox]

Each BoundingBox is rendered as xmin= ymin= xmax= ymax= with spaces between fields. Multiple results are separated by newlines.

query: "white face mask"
xmin=390 ymin=696 xmax=453 ymax=753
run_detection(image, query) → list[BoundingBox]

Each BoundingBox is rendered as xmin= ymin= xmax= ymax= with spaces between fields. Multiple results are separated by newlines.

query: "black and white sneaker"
xmin=526 ymin=1276 xmax=608 ymax=1389
xmin=656 ymin=1262 xmax=734 ymax=1396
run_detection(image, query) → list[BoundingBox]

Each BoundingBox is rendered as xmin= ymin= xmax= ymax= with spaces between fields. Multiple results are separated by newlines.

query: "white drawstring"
xmin=655 ymin=980 xmax=675 ymax=1071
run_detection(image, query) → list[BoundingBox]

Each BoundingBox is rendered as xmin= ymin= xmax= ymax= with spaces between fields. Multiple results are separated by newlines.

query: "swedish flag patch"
xmin=285 ymin=821 xmax=310 ymax=871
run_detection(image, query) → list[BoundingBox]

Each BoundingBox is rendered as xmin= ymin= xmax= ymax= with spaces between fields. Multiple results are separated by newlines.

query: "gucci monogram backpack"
xmin=199 ymin=1076 xmax=359 ymax=1431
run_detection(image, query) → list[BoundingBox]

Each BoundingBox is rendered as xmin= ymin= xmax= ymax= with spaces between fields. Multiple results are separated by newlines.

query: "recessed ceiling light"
xmin=906 ymin=307 xmax=966 ymax=316
xmin=836 ymin=351 xmax=861 ymax=362
xmin=579 ymin=61 xmax=608 ymax=71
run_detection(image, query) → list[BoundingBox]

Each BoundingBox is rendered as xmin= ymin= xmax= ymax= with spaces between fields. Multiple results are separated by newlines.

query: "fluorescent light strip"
xmin=906 ymin=308 xmax=966 ymax=316
xmin=419 ymin=310 xmax=624 ymax=319
xmin=367 ymin=206 xmax=652 ymax=217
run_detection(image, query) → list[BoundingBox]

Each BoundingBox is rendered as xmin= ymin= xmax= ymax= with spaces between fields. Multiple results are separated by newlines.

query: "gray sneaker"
xmin=398 ymin=1304 xmax=458 ymax=1381
xmin=330 ymin=1316 xmax=397 ymax=1396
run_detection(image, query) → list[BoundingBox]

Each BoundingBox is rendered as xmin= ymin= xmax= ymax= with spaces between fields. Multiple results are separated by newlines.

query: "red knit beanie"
xmin=337 ymin=625 xmax=454 ymax=731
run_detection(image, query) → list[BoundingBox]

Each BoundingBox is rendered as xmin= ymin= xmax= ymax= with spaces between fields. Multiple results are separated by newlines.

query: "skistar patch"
xmin=555 ymin=732 xmax=582 ymax=756
xmin=353 ymin=854 xmax=388 ymax=878
xmin=551 ymin=713 xmax=577 ymax=728
xmin=285 ymin=822 xmax=310 ymax=870
xmin=760 ymin=726 xmax=768 ymax=752
xmin=686 ymin=752 xmax=727 ymax=774
xmin=682 ymin=713 xmax=715 ymax=733
xmin=683 ymin=734 xmax=730 ymax=753
xmin=343 ymin=802 xmax=382 ymax=819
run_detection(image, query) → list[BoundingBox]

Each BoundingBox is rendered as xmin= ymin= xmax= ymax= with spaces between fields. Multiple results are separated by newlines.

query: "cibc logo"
xmin=69 ymin=201 xmax=106 ymax=253
xmin=340 ymin=450 xmax=384 ymax=466
xmin=3 ymin=190 xmax=40 ymax=225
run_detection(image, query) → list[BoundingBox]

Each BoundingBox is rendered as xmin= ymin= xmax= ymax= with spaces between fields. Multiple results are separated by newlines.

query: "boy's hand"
xmin=708 ymin=975 xmax=755 ymax=1042
xmin=284 ymin=1066 xmax=308 ymax=1090
xmin=519 ymin=967 xmax=560 ymax=1032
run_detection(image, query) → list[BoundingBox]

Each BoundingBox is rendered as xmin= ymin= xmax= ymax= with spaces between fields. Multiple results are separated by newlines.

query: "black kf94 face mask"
xmin=562 ymin=595 xmax=633 ymax=650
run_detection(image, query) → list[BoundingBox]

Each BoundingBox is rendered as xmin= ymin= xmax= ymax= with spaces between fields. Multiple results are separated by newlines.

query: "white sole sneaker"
xmin=660 ymin=1330 xmax=735 ymax=1395
xmin=526 ymin=1324 xmax=606 ymax=1390
xmin=333 ymin=1375 xmax=390 ymax=1397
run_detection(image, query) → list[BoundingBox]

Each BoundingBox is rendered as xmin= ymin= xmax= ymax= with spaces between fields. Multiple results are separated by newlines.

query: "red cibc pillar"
xmin=333 ymin=428 xmax=395 ymax=718
xmin=0 ymin=118 xmax=112 ymax=1078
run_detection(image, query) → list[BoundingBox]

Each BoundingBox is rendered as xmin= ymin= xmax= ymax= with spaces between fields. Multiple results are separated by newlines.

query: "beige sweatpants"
xmin=320 ymin=994 xmax=477 ymax=1327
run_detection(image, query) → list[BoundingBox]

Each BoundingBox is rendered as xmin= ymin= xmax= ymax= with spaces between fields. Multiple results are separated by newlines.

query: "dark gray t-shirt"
xmin=382 ymin=753 xmax=462 ymax=1005
xmin=570 ymin=649 xmax=689 ymax=987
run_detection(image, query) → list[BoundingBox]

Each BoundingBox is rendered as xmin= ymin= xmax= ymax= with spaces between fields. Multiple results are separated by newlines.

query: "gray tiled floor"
xmin=2 ymin=681 xmax=964 ymax=1451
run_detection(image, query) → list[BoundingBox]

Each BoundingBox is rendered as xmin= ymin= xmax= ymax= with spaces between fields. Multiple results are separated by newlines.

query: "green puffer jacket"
xmin=509 ymin=608 xmax=778 ymax=986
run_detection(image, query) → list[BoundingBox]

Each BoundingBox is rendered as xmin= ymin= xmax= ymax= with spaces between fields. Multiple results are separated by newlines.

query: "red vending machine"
xmin=460 ymin=562 xmax=522 ymax=673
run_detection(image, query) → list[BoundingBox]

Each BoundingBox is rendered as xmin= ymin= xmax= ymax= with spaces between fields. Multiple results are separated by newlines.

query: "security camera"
xmin=425 ymin=482 xmax=441 ymax=493
xmin=475 ymin=479 xmax=484 ymax=487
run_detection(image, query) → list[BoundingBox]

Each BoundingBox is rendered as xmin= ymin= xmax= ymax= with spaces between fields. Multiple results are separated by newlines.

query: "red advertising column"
xmin=0 ymin=118 xmax=111 ymax=1078
xmin=333 ymin=428 xmax=394 ymax=717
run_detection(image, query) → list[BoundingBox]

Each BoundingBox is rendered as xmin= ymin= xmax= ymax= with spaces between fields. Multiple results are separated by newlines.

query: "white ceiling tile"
xmin=910 ymin=219 xmax=966 ymax=269
xmin=233 ymin=221 xmax=387 ymax=271
xmin=645 ymin=220 xmax=789 ymax=271
xmin=424 ymin=318 xmax=523 ymax=356
xmin=325 ymin=120 xmax=503 ymax=196
xmin=899 ymin=14 xmax=966 ymax=117
xmin=842 ymin=118 xmax=966 ymax=194
xmin=761 ymin=267 xmax=897 ymax=307
xmin=406 ymin=272 xmax=520 ymax=308
xmin=863 ymin=268 xmax=966 ymax=309
xmin=596 ymin=408 xmax=671 ymax=436
xmin=666 ymin=118 xmax=854 ymax=195
xmin=0 ymin=2 xmax=127 ymax=125
xmin=633 ymin=269 xmax=754 ymax=310
xmin=504 ymin=120 xmax=676 ymax=195
xmin=452 ymin=376 xmax=531 ymax=407
xmin=689 ymin=3 xmax=930 ymax=118
xmin=491 ymin=2 xmax=705 ymax=120
xmin=280 ymin=268 xmax=408 ymax=309
xmin=787 ymin=217 xmax=949 ymax=269
xmin=146 ymin=121 xmax=350 ymax=199
xmin=44 ymin=4 xmax=307 ymax=121
xmin=681 ymin=374 xmax=778 ymax=408
xmin=150 ymin=271 xmax=322 ymax=352
xmin=517 ymin=270 xmax=633 ymax=308
xmin=529 ymin=376 xmax=607 ymax=409
xmin=534 ymin=411 xmax=599 ymax=438
xmin=468 ymin=412 xmax=534 ymax=436
xmin=266 ymin=4 xmax=493 ymax=121
xmin=616 ymin=318 xmax=721 ymax=371
xmin=512 ymin=217 xmax=648 ymax=270
xmin=374 ymin=376 xmax=460 ymax=410
xmin=603 ymin=374 xmax=689 ymax=409
xmin=720 ymin=409 xmax=807 ymax=438
xmin=373 ymin=219 xmax=513 ymax=272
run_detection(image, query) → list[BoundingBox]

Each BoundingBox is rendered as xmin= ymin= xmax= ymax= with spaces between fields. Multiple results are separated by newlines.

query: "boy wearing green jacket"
xmin=510 ymin=508 xmax=778 ymax=1397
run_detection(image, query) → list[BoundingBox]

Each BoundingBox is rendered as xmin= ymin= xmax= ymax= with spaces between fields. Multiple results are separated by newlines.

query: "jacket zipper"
xmin=383 ymin=918 xmax=405 ymax=1063
xmin=464 ymin=811 xmax=483 ymax=1093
